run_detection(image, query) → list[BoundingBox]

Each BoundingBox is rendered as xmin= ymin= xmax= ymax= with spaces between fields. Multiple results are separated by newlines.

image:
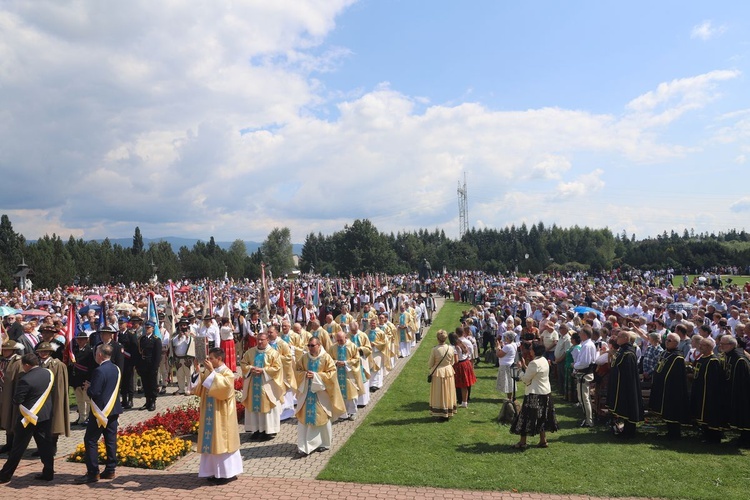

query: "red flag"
xmin=167 ymin=279 xmax=176 ymax=313
xmin=261 ymin=263 xmax=270 ymax=310
xmin=65 ymin=303 xmax=77 ymax=364
xmin=277 ymin=285 xmax=286 ymax=313
xmin=375 ymin=274 xmax=380 ymax=290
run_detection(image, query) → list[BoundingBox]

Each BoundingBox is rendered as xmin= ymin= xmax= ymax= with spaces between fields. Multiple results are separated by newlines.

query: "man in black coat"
xmin=607 ymin=330 xmax=644 ymax=438
xmin=137 ymin=321 xmax=162 ymax=411
xmin=0 ymin=353 xmax=55 ymax=483
xmin=5 ymin=314 xmax=24 ymax=342
xmin=719 ymin=335 xmax=750 ymax=447
xmin=119 ymin=316 xmax=140 ymax=409
xmin=74 ymin=343 xmax=123 ymax=484
xmin=648 ymin=332 xmax=689 ymax=440
xmin=95 ymin=325 xmax=124 ymax=373
xmin=691 ymin=337 xmax=727 ymax=443
xmin=69 ymin=330 xmax=95 ymax=426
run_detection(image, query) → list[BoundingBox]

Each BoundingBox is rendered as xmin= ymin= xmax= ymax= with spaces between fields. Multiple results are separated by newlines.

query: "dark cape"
xmin=606 ymin=343 xmax=644 ymax=424
xmin=690 ymin=354 xmax=726 ymax=429
xmin=723 ymin=349 xmax=750 ymax=431
xmin=648 ymin=349 xmax=689 ymax=423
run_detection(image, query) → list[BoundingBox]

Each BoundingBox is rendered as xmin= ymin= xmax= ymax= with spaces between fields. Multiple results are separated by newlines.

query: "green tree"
xmin=148 ymin=241 xmax=181 ymax=281
xmin=132 ymin=226 xmax=144 ymax=255
xmin=226 ymin=239 xmax=248 ymax=278
xmin=261 ymin=227 xmax=294 ymax=276
xmin=0 ymin=214 xmax=23 ymax=288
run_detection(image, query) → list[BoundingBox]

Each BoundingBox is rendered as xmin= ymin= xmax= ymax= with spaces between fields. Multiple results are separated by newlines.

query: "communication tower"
xmin=457 ymin=172 xmax=468 ymax=236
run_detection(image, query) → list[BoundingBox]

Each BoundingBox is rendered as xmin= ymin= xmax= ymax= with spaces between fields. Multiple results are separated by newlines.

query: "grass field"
xmin=318 ymin=301 xmax=748 ymax=499
xmin=681 ymin=275 xmax=750 ymax=289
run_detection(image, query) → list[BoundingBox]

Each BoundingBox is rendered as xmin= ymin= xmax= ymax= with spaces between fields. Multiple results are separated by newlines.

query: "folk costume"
xmin=428 ymin=344 xmax=457 ymax=418
xmin=191 ymin=364 xmax=243 ymax=480
xmin=37 ymin=347 xmax=71 ymax=441
xmin=0 ymin=345 xmax=23 ymax=451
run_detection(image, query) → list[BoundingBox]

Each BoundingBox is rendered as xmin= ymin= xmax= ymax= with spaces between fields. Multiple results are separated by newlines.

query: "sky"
xmin=2 ymin=1 xmax=750 ymax=244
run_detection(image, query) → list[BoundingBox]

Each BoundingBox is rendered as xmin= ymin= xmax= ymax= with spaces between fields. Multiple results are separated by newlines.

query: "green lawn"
xmin=319 ymin=301 xmax=748 ymax=499
xmin=681 ymin=275 xmax=750 ymax=289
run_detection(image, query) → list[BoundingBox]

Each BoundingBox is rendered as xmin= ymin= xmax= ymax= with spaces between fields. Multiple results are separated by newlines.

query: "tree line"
xmin=299 ymin=220 xmax=750 ymax=276
xmin=1 ymin=214 xmax=749 ymax=290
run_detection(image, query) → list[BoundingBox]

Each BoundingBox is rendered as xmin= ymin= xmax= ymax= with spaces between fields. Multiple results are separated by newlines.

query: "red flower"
xmin=121 ymin=407 xmax=200 ymax=436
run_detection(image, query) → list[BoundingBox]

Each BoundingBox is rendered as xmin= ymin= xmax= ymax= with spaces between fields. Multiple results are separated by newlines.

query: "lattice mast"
xmin=457 ymin=172 xmax=468 ymax=237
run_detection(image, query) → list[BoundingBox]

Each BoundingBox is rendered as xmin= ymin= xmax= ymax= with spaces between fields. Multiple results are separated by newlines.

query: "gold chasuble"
xmin=194 ymin=365 xmax=240 ymax=455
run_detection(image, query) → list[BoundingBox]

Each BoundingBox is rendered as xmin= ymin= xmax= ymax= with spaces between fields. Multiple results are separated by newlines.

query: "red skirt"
xmin=243 ymin=335 xmax=257 ymax=351
xmin=453 ymin=359 xmax=477 ymax=388
xmin=220 ymin=339 xmax=237 ymax=372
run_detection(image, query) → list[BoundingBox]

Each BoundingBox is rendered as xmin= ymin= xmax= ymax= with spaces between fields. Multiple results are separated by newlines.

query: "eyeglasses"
xmin=307 ymin=344 xmax=318 ymax=347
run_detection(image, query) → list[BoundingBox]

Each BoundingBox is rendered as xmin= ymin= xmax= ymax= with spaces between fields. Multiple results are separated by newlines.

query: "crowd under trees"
xmin=1 ymin=214 xmax=749 ymax=290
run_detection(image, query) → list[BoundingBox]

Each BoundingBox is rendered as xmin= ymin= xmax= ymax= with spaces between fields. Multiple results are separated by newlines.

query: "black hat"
xmin=100 ymin=325 xmax=117 ymax=334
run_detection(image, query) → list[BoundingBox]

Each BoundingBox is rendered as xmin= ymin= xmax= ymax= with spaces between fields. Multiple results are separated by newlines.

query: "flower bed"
xmin=68 ymin=383 xmax=247 ymax=470
xmin=122 ymin=405 xmax=200 ymax=436
xmin=69 ymin=428 xmax=192 ymax=470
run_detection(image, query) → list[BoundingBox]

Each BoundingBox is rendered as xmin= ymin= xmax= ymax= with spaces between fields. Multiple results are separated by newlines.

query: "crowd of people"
xmin=427 ymin=271 xmax=750 ymax=448
xmin=0 ymin=274 xmax=438 ymax=483
xmin=1 ymin=268 xmax=750 ymax=483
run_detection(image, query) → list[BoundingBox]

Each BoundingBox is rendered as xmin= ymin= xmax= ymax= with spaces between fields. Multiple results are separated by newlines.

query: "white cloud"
xmin=532 ymin=155 xmax=571 ymax=179
xmin=625 ymin=70 xmax=740 ymax=126
xmin=0 ymin=2 xmax=747 ymax=243
xmin=555 ymin=169 xmax=605 ymax=198
xmin=730 ymin=197 xmax=750 ymax=212
xmin=691 ymin=20 xmax=727 ymax=41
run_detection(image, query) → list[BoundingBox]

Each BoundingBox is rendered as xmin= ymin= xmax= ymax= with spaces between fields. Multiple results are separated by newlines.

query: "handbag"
xmin=427 ymin=346 xmax=450 ymax=383
xmin=497 ymin=366 xmax=521 ymax=425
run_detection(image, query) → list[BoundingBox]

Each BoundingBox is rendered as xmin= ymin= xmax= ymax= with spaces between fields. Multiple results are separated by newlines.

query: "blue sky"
xmin=1 ymin=1 xmax=749 ymax=244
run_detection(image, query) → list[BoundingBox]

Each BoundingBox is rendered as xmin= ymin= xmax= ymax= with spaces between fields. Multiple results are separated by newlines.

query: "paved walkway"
xmin=0 ymin=298 xmax=649 ymax=498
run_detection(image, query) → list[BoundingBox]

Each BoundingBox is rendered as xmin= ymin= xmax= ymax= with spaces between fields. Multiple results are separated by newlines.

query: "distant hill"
xmin=94 ymin=237 xmax=302 ymax=256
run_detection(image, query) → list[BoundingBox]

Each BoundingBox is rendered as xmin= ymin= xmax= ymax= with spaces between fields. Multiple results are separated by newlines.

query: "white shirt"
xmin=498 ymin=343 xmax=517 ymax=366
xmin=198 ymin=323 xmax=221 ymax=346
xmin=574 ymin=338 xmax=597 ymax=370
xmin=172 ymin=334 xmax=191 ymax=357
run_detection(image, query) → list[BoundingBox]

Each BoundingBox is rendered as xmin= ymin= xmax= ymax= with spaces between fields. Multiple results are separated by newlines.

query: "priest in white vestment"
xmin=294 ymin=337 xmax=346 ymax=457
xmin=191 ymin=347 xmax=243 ymax=484
xmin=240 ymin=332 xmax=284 ymax=440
